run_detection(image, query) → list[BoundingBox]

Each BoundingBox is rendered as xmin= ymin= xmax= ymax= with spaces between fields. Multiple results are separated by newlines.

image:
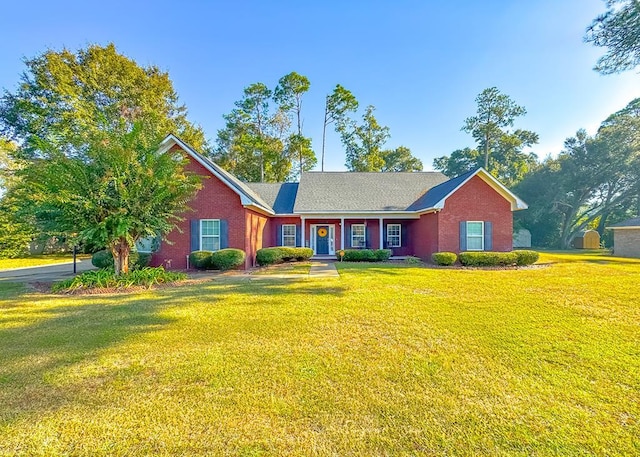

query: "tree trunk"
xmin=322 ymin=101 xmax=329 ymax=172
xmin=110 ymin=238 xmax=130 ymax=275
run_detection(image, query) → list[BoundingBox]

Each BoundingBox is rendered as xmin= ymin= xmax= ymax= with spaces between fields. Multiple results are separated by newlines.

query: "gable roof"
xmin=293 ymin=172 xmax=449 ymax=213
xmin=159 ymin=134 xmax=275 ymax=215
xmin=246 ymin=183 xmax=298 ymax=214
xmin=609 ymin=217 xmax=640 ymax=228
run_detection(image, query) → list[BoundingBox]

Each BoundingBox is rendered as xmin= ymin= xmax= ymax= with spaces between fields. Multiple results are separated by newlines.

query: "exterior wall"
xmin=437 ymin=175 xmax=513 ymax=253
xmin=245 ymin=209 xmax=269 ymax=268
xmin=304 ymin=218 xmax=342 ymax=252
xmin=269 ymin=216 xmax=303 ymax=247
xmin=613 ymin=229 xmax=640 ymax=258
xmin=383 ymin=218 xmax=414 ymax=256
xmin=412 ymin=213 xmax=439 ymax=260
xmin=151 ymin=152 xmax=246 ymax=269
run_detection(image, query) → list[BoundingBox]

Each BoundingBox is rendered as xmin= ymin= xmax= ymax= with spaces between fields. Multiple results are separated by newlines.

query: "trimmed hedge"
xmin=341 ymin=249 xmax=392 ymax=262
xmin=91 ymin=249 xmax=150 ymax=270
xmin=256 ymin=247 xmax=313 ymax=266
xmin=211 ymin=248 xmax=246 ymax=271
xmin=513 ymin=250 xmax=539 ymax=266
xmin=432 ymin=251 xmax=457 ymax=266
xmin=458 ymin=251 xmax=518 ymax=267
xmin=189 ymin=250 xmax=213 ymax=270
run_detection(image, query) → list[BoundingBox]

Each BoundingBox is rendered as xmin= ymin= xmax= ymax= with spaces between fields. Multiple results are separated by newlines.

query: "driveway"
xmin=0 ymin=259 xmax=95 ymax=283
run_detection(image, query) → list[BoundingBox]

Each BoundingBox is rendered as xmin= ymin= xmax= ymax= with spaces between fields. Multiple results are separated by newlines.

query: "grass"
xmin=0 ymin=252 xmax=638 ymax=455
xmin=0 ymin=254 xmax=90 ymax=270
xmin=255 ymin=261 xmax=312 ymax=275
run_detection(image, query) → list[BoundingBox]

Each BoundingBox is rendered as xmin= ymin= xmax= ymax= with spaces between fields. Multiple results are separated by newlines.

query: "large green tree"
xmin=380 ymin=146 xmax=423 ymax=172
xmin=341 ymin=105 xmax=390 ymax=171
xmin=585 ymin=0 xmax=640 ymax=74
xmin=0 ymin=44 xmax=205 ymax=272
xmin=322 ymin=84 xmax=358 ymax=171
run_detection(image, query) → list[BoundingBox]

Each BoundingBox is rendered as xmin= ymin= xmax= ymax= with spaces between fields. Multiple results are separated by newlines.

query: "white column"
xmin=379 ymin=217 xmax=384 ymax=249
xmin=301 ymin=216 xmax=306 ymax=248
xmin=340 ymin=217 xmax=345 ymax=250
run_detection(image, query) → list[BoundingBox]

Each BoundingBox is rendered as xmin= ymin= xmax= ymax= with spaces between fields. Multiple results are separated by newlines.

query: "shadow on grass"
xmin=0 ymin=291 xmax=177 ymax=423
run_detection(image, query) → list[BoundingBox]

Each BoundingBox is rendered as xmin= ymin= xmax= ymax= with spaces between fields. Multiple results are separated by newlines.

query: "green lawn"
xmin=0 ymin=252 xmax=638 ymax=455
xmin=0 ymin=254 xmax=90 ymax=270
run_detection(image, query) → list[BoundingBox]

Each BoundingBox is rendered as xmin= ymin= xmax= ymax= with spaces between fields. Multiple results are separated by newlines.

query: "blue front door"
xmin=316 ymin=226 xmax=329 ymax=255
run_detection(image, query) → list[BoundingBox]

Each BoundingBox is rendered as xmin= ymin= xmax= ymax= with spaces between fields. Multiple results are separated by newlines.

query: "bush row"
xmin=256 ymin=247 xmax=313 ymax=266
xmin=189 ymin=249 xmax=246 ymax=271
xmin=92 ymin=249 xmax=152 ymax=270
xmin=53 ymin=267 xmax=187 ymax=292
xmin=431 ymin=250 xmax=539 ymax=267
xmin=339 ymin=249 xmax=392 ymax=262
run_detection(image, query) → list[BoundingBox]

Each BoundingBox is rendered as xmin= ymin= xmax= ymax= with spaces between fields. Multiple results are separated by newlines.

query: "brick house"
xmin=149 ymin=135 xmax=528 ymax=269
xmin=608 ymin=217 xmax=640 ymax=258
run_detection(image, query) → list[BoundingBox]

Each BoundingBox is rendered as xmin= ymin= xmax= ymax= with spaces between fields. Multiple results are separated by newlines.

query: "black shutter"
xmin=459 ymin=221 xmax=467 ymax=251
xmin=346 ymin=224 xmax=351 ymax=248
xmin=220 ymin=220 xmax=228 ymax=249
xmin=484 ymin=221 xmax=493 ymax=251
xmin=190 ymin=220 xmax=200 ymax=252
xmin=365 ymin=224 xmax=370 ymax=249
xmin=295 ymin=224 xmax=301 ymax=247
xmin=401 ymin=224 xmax=408 ymax=248
xmin=276 ymin=224 xmax=282 ymax=247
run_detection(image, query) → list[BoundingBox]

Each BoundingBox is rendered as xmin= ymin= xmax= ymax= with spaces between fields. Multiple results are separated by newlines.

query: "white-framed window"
xmin=200 ymin=219 xmax=220 ymax=251
xmin=282 ymin=224 xmax=296 ymax=247
xmin=466 ymin=221 xmax=484 ymax=251
xmin=387 ymin=224 xmax=401 ymax=248
xmin=351 ymin=224 xmax=366 ymax=248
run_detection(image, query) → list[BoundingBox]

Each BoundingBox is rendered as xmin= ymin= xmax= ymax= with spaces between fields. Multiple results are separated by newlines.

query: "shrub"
xmin=256 ymin=247 xmax=284 ymax=266
xmin=189 ymin=250 xmax=213 ymax=269
xmin=374 ymin=249 xmax=392 ymax=261
xmin=210 ymin=248 xmax=245 ymax=271
xmin=432 ymin=251 xmax=457 ymax=266
xmin=52 ymin=267 xmax=187 ymax=292
xmin=91 ymin=250 xmax=113 ymax=269
xmin=91 ymin=249 xmax=148 ymax=270
xmin=458 ymin=251 xmax=518 ymax=267
xmin=293 ymin=247 xmax=313 ymax=261
xmin=135 ymin=253 xmax=153 ymax=269
xmin=405 ymin=256 xmax=423 ymax=265
xmin=513 ymin=250 xmax=539 ymax=266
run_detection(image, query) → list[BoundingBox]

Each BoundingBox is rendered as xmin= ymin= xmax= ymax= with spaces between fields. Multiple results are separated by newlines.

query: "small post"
xmin=73 ymin=244 xmax=77 ymax=274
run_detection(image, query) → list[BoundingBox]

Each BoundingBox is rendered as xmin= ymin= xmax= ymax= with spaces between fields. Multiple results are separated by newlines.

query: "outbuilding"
xmin=608 ymin=217 xmax=640 ymax=258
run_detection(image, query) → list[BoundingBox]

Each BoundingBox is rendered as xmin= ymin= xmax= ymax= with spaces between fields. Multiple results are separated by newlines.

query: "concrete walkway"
xmin=0 ymin=259 xmax=95 ymax=283
xmin=308 ymin=260 xmax=340 ymax=278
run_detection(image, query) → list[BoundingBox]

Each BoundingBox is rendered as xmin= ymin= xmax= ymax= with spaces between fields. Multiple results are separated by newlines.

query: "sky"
xmin=0 ymin=0 xmax=638 ymax=171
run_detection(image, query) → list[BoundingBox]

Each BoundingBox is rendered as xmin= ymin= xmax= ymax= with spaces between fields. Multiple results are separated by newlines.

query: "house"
xmin=150 ymin=134 xmax=528 ymax=269
xmin=608 ymin=217 xmax=640 ymax=258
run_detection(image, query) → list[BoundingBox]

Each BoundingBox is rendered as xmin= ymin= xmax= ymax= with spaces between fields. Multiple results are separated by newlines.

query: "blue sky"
xmin=1 ymin=0 xmax=638 ymax=171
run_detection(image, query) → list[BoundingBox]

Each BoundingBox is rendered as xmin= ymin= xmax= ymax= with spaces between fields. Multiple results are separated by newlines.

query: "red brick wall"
xmin=245 ymin=209 xmax=268 ymax=268
xmin=437 ymin=175 xmax=513 ymax=253
xmin=269 ymin=217 xmax=303 ymax=247
xmin=151 ymin=152 xmax=247 ymax=269
xmin=411 ymin=213 xmax=438 ymax=260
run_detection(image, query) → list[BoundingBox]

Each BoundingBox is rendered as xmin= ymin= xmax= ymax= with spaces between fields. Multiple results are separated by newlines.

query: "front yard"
xmin=0 ymin=254 xmax=90 ymax=270
xmin=0 ymin=252 xmax=638 ymax=455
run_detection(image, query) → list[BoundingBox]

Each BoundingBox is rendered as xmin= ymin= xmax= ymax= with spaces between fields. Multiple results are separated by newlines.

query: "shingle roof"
xmin=609 ymin=217 xmax=640 ymax=228
xmin=293 ymin=172 xmax=449 ymax=212
xmin=406 ymin=169 xmax=476 ymax=211
xmin=246 ymin=183 xmax=298 ymax=214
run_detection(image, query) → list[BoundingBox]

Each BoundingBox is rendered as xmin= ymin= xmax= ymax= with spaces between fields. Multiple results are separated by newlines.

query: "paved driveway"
xmin=0 ymin=259 xmax=95 ymax=283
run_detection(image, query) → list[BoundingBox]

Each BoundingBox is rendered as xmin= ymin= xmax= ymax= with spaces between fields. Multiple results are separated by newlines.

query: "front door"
xmin=316 ymin=225 xmax=329 ymax=255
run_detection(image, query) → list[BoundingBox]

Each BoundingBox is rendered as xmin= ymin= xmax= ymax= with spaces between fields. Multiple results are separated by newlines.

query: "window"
xmin=282 ymin=224 xmax=296 ymax=247
xmin=387 ymin=224 xmax=401 ymax=248
xmin=200 ymin=219 xmax=220 ymax=251
xmin=466 ymin=221 xmax=484 ymax=251
xmin=351 ymin=224 xmax=366 ymax=248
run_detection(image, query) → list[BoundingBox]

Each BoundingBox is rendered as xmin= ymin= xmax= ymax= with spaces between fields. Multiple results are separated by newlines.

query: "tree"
xmin=274 ymin=72 xmax=316 ymax=177
xmin=322 ymin=85 xmax=358 ymax=171
xmin=0 ymin=44 xmax=205 ymax=272
xmin=462 ymin=87 xmax=531 ymax=169
xmin=380 ymin=146 xmax=423 ymax=172
xmin=0 ymin=43 xmax=207 ymax=158
xmin=585 ymin=0 xmax=640 ymax=74
xmin=15 ymin=121 xmax=201 ymax=274
xmin=341 ymin=106 xmax=390 ymax=171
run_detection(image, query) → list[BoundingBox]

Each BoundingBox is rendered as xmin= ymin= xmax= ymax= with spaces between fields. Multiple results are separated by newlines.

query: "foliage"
xmin=404 ymin=256 xmax=423 ymax=265
xmin=585 ymin=0 xmax=640 ymax=74
xmin=513 ymin=250 xmax=540 ymax=266
xmin=189 ymin=250 xmax=213 ymax=270
xmin=340 ymin=249 xmax=390 ymax=262
xmin=458 ymin=251 xmax=518 ymax=267
xmin=91 ymin=250 xmax=114 ymax=269
xmin=342 ymin=106 xmax=390 ymax=171
xmin=322 ymin=84 xmax=359 ymax=171
xmin=91 ymin=249 xmax=151 ymax=270
xmin=0 ymin=44 xmax=204 ymax=275
xmin=434 ymin=87 xmax=538 ymax=187
xmin=431 ymin=251 xmax=458 ymax=266
xmin=210 ymin=248 xmax=246 ymax=271
xmin=380 ymin=146 xmax=423 ymax=172
xmin=256 ymin=247 xmax=313 ymax=266
xmin=52 ymin=267 xmax=186 ymax=292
